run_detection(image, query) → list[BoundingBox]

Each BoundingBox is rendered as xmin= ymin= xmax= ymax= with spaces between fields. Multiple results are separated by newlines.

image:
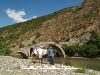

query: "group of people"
xmin=30 ymin=45 xmax=55 ymax=65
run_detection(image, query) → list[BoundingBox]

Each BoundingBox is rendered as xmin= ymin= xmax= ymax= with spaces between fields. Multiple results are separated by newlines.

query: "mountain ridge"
xmin=0 ymin=0 xmax=100 ymax=49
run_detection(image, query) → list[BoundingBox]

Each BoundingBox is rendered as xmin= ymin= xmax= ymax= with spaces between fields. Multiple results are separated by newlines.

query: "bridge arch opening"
xmin=48 ymin=44 xmax=64 ymax=57
xmin=16 ymin=52 xmax=28 ymax=59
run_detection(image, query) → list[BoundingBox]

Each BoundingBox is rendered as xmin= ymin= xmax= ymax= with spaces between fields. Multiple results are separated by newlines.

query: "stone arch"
xmin=16 ymin=52 xmax=28 ymax=59
xmin=15 ymin=42 xmax=66 ymax=59
xmin=32 ymin=42 xmax=66 ymax=58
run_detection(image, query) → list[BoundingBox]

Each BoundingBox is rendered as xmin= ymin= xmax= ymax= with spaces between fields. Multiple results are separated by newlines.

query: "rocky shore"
xmin=0 ymin=56 xmax=99 ymax=75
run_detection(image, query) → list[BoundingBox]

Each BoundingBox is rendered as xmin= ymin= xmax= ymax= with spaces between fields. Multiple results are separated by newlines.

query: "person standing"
xmin=48 ymin=46 xmax=55 ymax=65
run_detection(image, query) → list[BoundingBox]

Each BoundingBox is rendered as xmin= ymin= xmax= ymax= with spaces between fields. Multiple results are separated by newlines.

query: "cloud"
xmin=5 ymin=9 xmax=27 ymax=22
xmin=5 ymin=9 xmax=38 ymax=23
xmin=32 ymin=16 xmax=37 ymax=19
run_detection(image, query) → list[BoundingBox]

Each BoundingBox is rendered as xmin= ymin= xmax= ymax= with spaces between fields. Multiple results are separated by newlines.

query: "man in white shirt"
xmin=37 ymin=46 xmax=44 ymax=58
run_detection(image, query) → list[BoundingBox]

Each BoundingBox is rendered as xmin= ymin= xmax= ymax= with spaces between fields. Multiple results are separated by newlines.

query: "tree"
xmin=79 ymin=31 xmax=100 ymax=57
xmin=63 ymin=44 xmax=80 ymax=56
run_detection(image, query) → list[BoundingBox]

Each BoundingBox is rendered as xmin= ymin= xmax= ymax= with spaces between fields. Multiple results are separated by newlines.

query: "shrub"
xmin=35 ymin=32 xmax=41 ymax=38
xmin=79 ymin=43 xmax=98 ymax=58
xmin=0 ymin=44 xmax=12 ymax=56
xmin=81 ymin=31 xmax=100 ymax=57
xmin=32 ymin=40 xmax=36 ymax=44
xmin=19 ymin=43 xmax=24 ymax=48
xmin=63 ymin=44 xmax=80 ymax=56
xmin=75 ymin=68 xmax=85 ymax=73
xmin=63 ymin=31 xmax=100 ymax=58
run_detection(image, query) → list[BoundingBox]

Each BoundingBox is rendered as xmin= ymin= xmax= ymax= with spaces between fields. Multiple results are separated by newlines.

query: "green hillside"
xmin=0 ymin=0 xmax=99 ymax=48
xmin=0 ymin=4 xmax=83 ymax=46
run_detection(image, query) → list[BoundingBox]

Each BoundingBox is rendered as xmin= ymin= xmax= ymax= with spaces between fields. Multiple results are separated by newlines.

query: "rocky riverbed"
xmin=0 ymin=56 xmax=100 ymax=75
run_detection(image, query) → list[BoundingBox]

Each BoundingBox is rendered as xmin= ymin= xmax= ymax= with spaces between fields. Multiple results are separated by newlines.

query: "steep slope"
xmin=0 ymin=0 xmax=100 ymax=48
xmin=37 ymin=0 xmax=100 ymax=44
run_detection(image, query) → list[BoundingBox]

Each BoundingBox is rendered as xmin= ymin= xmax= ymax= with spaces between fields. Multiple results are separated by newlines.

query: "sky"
xmin=0 ymin=0 xmax=83 ymax=28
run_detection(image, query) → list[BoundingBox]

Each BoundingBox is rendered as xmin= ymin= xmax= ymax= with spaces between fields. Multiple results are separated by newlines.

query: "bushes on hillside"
xmin=32 ymin=40 xmax=36 ymax=44
xmin=35 ymin=32 xmax=41 ymax=38
xmin=79 ymin=31 xmax=100 ymax=57
xmin=0 ymin=44 xmax=12 ymax=56
xmin=79 ymin=44 xmax=98 ymax=58
xmin=63 ymin=31 xmax=100 ymax=58
xmin=19 ymin=43 xmax=24 ymax=48
xmin=63 ymin=44 xmax=80 ymax=57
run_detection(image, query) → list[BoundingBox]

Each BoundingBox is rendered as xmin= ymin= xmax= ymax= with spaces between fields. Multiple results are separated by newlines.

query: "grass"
xmin=75 ymin=68 xmax=86 ymax=73
xmin=89 ymin=71 xmax=97 ymax=75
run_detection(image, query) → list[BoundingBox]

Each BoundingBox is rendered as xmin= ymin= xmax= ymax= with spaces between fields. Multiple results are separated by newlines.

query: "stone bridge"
xmin=15 ymin=42 xmax=66 ymax=59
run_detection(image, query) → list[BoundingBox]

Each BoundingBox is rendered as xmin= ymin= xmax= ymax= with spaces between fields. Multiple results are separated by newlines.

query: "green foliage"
xmin=82 ymin=31 xmax=100 ymax=57
xmin=87 ymin=31 xmax=100 ymax=48
xmin=63 ymin=31 xmax=100 ymax=58
xmin=32 ymin=40 xmax=36 ymax=44
xmin=0 ymin=36 xmax=5 ymax=44
xmin=63 ymin=44 xmax=80 ymax=56
xmin=0 ymin=44 xmax=12 ymax=56
xmin=75 ymin=68 xmax=85 ymax=73
xmin=79 ymin=44 xmax=98 ymax=58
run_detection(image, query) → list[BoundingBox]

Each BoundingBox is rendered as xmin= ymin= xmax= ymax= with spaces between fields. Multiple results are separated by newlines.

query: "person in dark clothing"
xmin=30 ymin=48 xmax=34 ymax=57
xmin=47 ymin=46 xmax=55 ymax=65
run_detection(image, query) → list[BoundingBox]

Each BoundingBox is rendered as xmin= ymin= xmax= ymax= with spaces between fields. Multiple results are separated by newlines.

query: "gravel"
xmin=0 ymin=56 xmax=99 ymax=75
